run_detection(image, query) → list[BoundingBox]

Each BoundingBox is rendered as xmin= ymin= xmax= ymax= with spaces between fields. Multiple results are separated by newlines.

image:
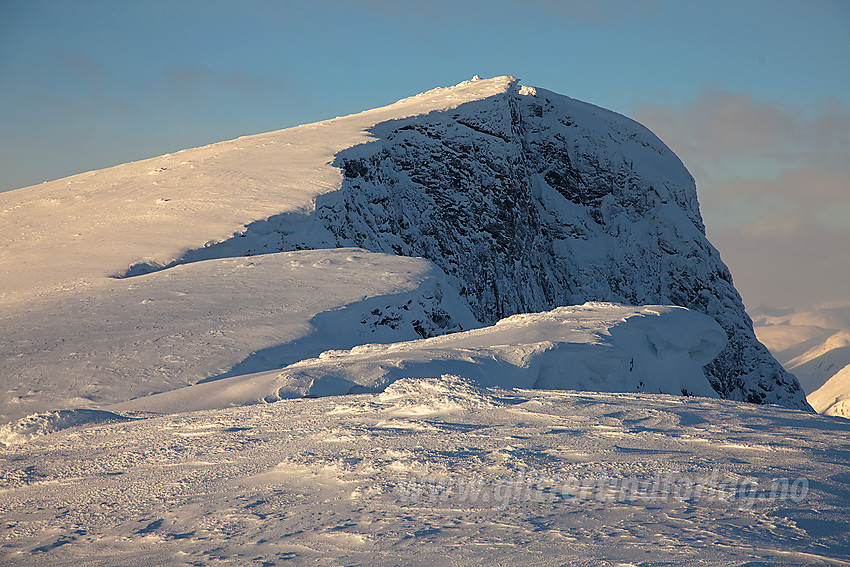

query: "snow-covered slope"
xmin=0 ymin=78 xmax=513 ymax=306
xmin=753 ymin=305 xmax=850 ymax=417
xmin=0 ymin=75 xmax=807 ymax=418
xmin=0 ymin=249 xmax=475 ymax=422
xmin=1 ymin=378 xmax=848 ymax=566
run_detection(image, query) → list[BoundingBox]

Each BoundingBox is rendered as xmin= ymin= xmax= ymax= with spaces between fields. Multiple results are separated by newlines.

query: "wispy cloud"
xmin=162 ymin=64 xmax=295 ymax=103
xmin=61 ymin=50 xmax=106 ymax=85
xmin=636 ymin=90 xmax=850 ymax=176
xmin=633 ymin=91 xmax=850 ymax=310
xmin=164 ymin=65 xmax=217 ymax=93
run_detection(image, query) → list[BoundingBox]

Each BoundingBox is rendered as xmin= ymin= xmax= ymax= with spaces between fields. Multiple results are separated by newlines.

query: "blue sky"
xmin=1 ymin=0 xmax=848 ymax=310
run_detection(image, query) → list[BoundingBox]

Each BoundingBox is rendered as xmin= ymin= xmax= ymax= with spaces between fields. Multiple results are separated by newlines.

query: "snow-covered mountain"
xmin=0 ymin=76 xmax=807 ymax=421
xmin=120 ymin=76 xmax=805 ymax=409
xmin=2 ymin=75 xmax=847 ymax=567
xmin=752 ymin=304 xmax=850 ymax=417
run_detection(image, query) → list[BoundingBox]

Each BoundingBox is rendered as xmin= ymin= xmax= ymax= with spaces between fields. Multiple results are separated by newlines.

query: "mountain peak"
xmin=387 ymin=75 xmax=519 ymax=111
xmin=0 ymin=78 xmax=811 ymax=419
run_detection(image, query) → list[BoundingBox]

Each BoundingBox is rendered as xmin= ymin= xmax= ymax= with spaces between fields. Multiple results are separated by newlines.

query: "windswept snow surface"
xmin=753 ymin=305 xmax=850 ymax=417
xmin=1 ymin=377 xmax=848 ymax=566
xmin=107 ymin=303 xmax=726 ymax=416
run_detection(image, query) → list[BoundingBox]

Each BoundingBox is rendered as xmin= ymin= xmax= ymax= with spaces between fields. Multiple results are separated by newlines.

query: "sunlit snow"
xmin=2 ymin=377 xmax=848 ymax=565
xmin=0 ymin=76 xmax=847 ymax=565
xmin=754 ymin=304 xmax=850 ymax=417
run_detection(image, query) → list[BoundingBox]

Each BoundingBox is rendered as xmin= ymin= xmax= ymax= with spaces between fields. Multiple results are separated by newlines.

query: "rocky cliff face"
xmin=167 ymin=77 xmax=809 ymax=410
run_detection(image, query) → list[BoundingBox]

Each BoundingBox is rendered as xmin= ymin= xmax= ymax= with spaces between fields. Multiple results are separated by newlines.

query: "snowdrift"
xmin=0 ymin=409 xmax=131 ymax=447
xmin=0 ymin=249 xmax=476 ymax=422
xmin=109 ymin=303 xmax=726 ymax=415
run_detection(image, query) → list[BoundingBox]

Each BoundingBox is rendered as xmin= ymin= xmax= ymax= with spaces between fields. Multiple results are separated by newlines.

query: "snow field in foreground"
xmin=1 ymin=375 xmax=848 ymax=566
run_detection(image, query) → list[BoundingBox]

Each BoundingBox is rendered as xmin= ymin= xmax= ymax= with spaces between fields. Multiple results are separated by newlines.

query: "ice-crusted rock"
xmin=178 ymin=77 xmax=808 ymax=409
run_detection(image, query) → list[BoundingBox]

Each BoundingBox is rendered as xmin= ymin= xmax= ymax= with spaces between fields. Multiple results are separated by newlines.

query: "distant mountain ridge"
xmin=753 ymin=304 xmax=850 ymax=417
